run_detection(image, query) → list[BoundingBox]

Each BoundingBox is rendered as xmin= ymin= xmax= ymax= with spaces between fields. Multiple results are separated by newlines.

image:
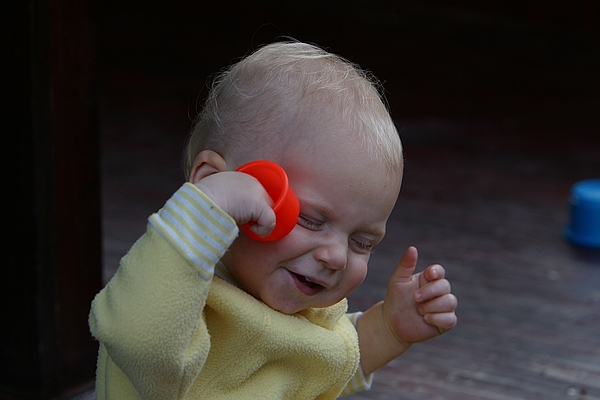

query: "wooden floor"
xmin=95 ymin=3 xmax=600 ymax=399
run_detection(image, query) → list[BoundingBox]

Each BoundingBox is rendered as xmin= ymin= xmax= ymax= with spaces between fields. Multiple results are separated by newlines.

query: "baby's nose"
xmin=314 ymin=237 xmax=347 ymax=270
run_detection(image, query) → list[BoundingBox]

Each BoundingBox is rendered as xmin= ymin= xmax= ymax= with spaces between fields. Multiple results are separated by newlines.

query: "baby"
xmin=90 ymin=41 xmax=457 ymax=399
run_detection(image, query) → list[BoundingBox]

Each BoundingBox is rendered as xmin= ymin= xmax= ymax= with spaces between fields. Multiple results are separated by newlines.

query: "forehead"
xmin=280 ymin=134 xmax=401 ymax=226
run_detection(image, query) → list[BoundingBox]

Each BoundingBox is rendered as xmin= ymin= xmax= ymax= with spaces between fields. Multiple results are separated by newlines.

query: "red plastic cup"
xmin=236 ymin=160 xmax=300 ymax=241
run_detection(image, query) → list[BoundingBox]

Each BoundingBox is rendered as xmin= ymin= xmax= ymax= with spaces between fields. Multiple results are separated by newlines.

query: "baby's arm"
xmin=355 ymin=246 xmax=458 ymax=376
xmin=90 ymin=170 xmax=274 ymax=398
xmin=90 ymin=184 xmax=239 ymax=399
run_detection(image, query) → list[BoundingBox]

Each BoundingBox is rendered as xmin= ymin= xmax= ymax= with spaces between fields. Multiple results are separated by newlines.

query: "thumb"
xmin=390 ymin=246 xmax=419 ymax=283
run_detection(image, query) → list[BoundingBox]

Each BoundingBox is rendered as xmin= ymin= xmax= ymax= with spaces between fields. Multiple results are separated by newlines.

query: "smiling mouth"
xmin=291 ymin=272 xmax=325 ymax=296
xmin=293 ymin=273 xmax=322 ymax=289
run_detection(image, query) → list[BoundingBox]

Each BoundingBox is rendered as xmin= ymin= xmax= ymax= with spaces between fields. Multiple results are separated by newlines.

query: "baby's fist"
xmin=194 ymin=171 xmax=276 ymax=237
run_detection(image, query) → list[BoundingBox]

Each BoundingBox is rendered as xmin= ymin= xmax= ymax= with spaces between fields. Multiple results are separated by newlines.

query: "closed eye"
xmin=351 ymin=238 xmax=375 ymax=254
xmin=297 ymin=214 xmax=324 ymax=230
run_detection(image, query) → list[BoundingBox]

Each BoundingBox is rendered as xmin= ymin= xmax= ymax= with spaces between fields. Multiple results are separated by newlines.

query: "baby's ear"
xmin=189 ymin=150 xmax=228 ymax=183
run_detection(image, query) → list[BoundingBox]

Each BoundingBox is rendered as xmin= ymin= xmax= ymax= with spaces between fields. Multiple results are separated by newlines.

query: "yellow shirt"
xmin=90 ymin=184 xmax=370 ymax=399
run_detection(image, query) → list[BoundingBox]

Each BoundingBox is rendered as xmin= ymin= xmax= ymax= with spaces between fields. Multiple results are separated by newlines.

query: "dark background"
xmin=97 ymin=0 xmax=600 ymax=156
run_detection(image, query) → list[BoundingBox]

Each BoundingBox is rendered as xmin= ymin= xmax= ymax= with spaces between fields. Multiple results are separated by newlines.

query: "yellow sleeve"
xmin=89 ymin=183 xmax=238 ymax=399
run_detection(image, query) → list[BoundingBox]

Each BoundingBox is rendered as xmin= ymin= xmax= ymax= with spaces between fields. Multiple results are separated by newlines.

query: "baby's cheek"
xmin=343 ymin=262 xmax=369 ymax=295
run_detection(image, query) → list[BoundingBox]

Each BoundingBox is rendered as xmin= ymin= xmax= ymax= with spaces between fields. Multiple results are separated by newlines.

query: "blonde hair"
xmin=183 ymin=40 xmax=402 ymax=177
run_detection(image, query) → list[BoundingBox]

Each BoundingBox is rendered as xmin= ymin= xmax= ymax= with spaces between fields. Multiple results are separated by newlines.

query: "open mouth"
xmin=291 ymin=272 xmax=325 ymax=296
xmin=294 ymin=273 xmax=322 ymax=288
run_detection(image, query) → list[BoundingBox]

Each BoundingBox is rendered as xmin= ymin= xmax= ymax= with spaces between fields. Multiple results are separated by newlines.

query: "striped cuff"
xmin=149 ymin=183 xmax=238 ymax=280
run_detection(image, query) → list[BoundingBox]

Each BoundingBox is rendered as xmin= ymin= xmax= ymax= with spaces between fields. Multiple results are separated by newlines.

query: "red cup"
xmin=236 ymin=160 xmax=300 ymax=241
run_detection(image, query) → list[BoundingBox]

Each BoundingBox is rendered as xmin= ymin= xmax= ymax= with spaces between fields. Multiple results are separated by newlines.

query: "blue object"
xmin=564 ymin=179 xmax=600 ymax=248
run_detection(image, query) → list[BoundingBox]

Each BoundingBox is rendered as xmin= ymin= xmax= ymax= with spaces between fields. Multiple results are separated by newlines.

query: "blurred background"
xmin=4 ymin=1 xmax=600 ymax=399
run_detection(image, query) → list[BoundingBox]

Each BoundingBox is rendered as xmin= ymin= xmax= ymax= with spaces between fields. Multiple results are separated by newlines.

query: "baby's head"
xmin=187 ymin=41 xmax=403 ymax=314
xmin=184 ymin=40 xmax=402 ymax=177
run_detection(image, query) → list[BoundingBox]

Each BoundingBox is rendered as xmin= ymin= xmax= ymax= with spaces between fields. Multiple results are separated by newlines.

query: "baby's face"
xmin=222 ymin=133 xmax=401 ymax=314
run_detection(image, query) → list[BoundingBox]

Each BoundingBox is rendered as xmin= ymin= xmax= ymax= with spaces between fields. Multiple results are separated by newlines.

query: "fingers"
xmin=417 ymin=292 xmax=457 ymax=315
xmin=414 ymin=270 xmax=457 ymax=333
xmin=390 ymin=246 xmax=419 ymax=283
xmin=249 ymin=207 xmax=277 ymax=237
xmin=416 ymin=262 xmax=458 ymax=334
xmin=417 ymin=292 xmax=458 ymax=332
xmin=418 ymin=263 xmax=445 ymax=288
xmin=423 ymin=310 xmax=458 ymax=333
xmin=414 ymin=275 xmax=451 ymax=302
xmin=386 ymin=248 xmax=458 ymax=342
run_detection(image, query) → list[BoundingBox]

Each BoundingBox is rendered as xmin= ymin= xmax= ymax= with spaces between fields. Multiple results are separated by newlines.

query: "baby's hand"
xmin=383 ymin=246 xmax=457 ymax=347
xmin=194 ymin=171 xmax=276 ymax=237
